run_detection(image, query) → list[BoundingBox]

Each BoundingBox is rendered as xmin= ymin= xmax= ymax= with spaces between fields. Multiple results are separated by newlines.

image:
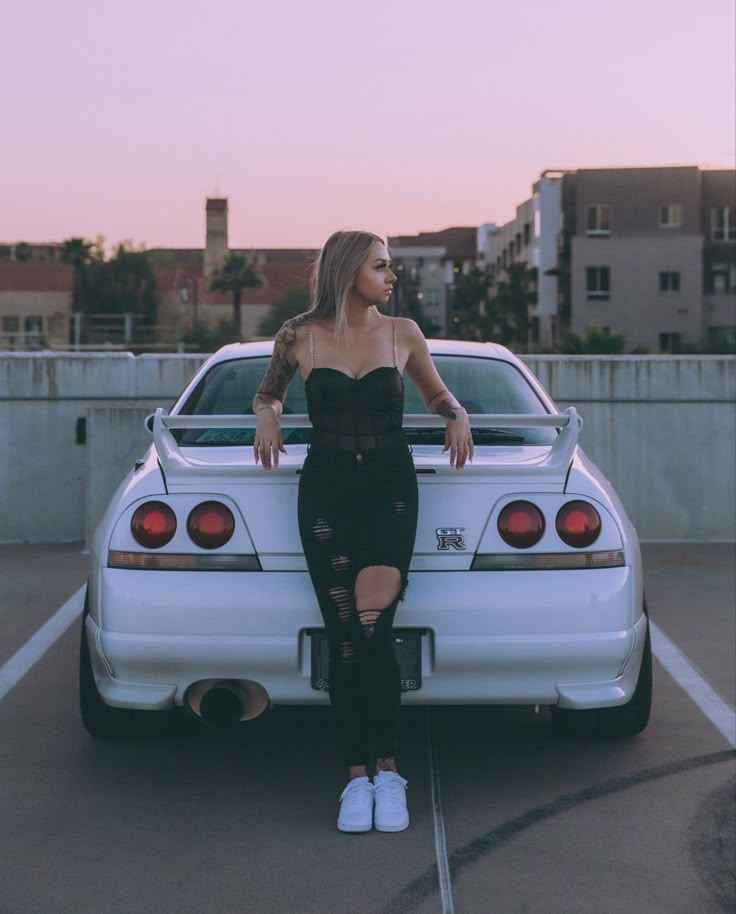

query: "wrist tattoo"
xmin=436 ymin=398 xmax=458 ymax=420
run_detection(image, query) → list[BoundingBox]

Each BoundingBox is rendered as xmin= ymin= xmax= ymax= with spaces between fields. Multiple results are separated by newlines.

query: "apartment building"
xmin=487 ymin=166 xmax=736 ymax=352
xmin=387 ymin=227 xmax=478 ymax=335
xmin=486 ymin=172 xmax=564 ymax=348
xmin=563 ymin=167 xmax=735 ymax=351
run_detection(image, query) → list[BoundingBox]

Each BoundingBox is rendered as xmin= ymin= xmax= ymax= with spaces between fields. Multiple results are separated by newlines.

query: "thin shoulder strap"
xmin=392 ymin=318 xmax=398 ymax=368
xmin=308 ymin=324 xmax=315 ymax=369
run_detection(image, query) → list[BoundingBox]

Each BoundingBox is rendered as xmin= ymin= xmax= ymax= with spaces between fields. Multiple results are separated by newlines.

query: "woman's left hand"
xmin=442 ymin=408 xmax=474 ymax=471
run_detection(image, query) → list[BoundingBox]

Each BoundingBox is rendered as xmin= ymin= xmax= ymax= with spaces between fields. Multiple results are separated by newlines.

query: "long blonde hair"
xmin=309 ymin=230 xmax=384 ymax=341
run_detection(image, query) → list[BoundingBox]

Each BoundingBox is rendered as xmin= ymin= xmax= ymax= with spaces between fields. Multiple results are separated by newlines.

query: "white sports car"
xmin=80 ymin=340 xmax=651 ymax=737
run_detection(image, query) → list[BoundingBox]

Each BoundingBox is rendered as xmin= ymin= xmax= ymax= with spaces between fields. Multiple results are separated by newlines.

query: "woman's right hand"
xmin=253 ymin=408 xmax=286 ymax=470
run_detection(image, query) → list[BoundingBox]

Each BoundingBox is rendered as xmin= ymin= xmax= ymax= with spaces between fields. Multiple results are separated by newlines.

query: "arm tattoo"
xmin=435 ymin=398 xmax=458 ymax=420
xmin=253 ymin=320 xmax=301 ymax=409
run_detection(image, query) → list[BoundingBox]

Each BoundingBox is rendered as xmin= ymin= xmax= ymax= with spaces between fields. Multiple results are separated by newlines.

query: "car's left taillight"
xmin=130 ymin=501 xmax=177 ymax=548
xmin=187 ymin=501 xmax=235 ymax=549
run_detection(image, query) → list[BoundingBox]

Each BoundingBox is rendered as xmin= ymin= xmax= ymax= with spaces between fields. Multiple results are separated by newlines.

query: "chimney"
xmin=205 ymin=197 xmax=228 ymax=283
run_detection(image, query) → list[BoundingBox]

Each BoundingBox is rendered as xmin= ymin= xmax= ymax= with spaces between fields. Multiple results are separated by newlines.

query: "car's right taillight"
xmin=187 ymin=501 xmax=235 ymax=549
xmin=556 ymin=500 xmax=601 ymax=547
xmin=130 ymin=501 xmax=177 ymax=548
xmin=498 ymin=500 xmax=545 ymax=548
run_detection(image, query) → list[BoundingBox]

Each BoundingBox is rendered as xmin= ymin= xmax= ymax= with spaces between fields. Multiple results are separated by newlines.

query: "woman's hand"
xmin=253 ymin=407 xmax=287 ymax=470
xmin=442 ymin=407 xmax=474 ymax=471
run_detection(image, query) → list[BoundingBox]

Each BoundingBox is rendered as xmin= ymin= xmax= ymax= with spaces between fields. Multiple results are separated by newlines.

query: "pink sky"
xmin=1 ymin=0 xmax=734 ymax=251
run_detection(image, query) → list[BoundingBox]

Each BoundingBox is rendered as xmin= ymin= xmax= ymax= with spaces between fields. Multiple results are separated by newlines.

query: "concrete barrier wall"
xmin=1 ymin=353 xmax=734 ymax=544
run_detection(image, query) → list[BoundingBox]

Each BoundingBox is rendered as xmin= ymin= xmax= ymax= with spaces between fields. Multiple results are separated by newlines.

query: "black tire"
xmin=552 ymin=610 xmax=653 ymax=738
xmin=79 ymin=588 xmax=138 ymax=738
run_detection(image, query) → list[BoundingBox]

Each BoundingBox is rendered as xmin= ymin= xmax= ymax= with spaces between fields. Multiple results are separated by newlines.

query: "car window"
xmin=174 ymin=355 xmax=554 ymax=446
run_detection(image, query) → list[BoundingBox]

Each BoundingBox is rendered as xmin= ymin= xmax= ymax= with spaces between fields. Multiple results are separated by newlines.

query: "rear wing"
xmin=150 ymin=407 xmax=582 ymax=482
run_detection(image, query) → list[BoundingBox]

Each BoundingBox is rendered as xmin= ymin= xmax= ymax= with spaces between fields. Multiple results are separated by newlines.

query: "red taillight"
xmin=556 ymin=501 xmax=601 ymax=547
xmin=498 ymin=501 xmax=545 ymax=549
xmin=130 ymin=501 xmax=177 ymax=548
xmin=187 ymin=502 xmax=235 ymax=549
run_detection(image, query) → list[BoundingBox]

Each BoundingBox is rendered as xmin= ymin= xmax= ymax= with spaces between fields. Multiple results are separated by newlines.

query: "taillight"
xmin=498 ymin=501 xmax=545 ymax=548
xmin=556 ymin=500 xmax=601 ymax=547
xmin=131 ymin=501 xmax=177 ymax=548
xmin=187 ymin=502 xmax=235 ymax=549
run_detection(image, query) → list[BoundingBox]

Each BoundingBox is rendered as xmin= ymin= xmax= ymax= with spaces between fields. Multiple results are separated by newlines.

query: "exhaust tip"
xmin=199 ymin=684 xmax=244 ymax=726
xmin=184 ymin=678 xmax=271 ymax=726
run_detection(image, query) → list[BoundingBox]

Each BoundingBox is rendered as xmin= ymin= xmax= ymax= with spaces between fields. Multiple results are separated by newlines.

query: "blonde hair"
xmin=309 ymin=230 xmax=385 ymax=341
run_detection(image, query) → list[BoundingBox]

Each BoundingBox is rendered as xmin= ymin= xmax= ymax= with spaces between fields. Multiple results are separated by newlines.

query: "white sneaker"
xmin=373 ymin=770 xmax=409 ymax=832
xmin=337 ymin=776 xmax=374 ymax=833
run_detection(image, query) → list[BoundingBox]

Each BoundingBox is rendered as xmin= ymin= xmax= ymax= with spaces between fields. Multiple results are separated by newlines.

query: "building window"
xmin=515 ymin=232 xmax=522 ymax=252
xmin=425 ymin=289 xmax=440 ymax=307
xmin=659 ymin=204 xmax=682 ymax=228
xmin=659 ymin=332 xmax=681 ymax=353
xmin=711 ymin=265 xmax=736 ymax=293
xmin=659 ymin=271 xmax=681 ymax=293
xmin=711 ymin=207 xmax=736 ymax=241
xmin=586 ymin=267 xmax=610 ymax=300
xmin=586 ymin=204 xmax=611 ymax=236
xmin=523 ymin=223 xmax=531 ymax=246
xmin=25 ymin=315 xmax=43 ymax=335
xmin=2 ymin=315 xmax=19 ymax=333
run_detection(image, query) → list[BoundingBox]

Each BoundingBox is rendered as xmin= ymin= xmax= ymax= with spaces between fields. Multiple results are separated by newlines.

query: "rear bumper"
xmin=88 ymin=565 xmax=645 ymax=710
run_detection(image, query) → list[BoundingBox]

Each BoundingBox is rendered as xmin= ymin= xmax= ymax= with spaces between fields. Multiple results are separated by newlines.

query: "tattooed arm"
xmin=402 ymin=318 xmax=474 ymax=470
xmin=252 ymin=320 xmax=302 ymax=469
xmin=252 ymin=320 xmax=300 ymax=416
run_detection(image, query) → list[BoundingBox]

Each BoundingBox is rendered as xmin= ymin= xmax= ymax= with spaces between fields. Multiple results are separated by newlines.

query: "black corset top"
xmin=305 ymin=366 xmax=405 ymax=451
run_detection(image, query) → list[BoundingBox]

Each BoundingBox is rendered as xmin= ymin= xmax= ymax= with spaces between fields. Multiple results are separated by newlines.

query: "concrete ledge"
xmin=1 ymin=353 xmax=734 ymax=543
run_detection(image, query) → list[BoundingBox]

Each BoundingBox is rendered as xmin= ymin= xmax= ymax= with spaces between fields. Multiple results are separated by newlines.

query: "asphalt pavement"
xmin=1 ymin=543 xmax=734 ymax=914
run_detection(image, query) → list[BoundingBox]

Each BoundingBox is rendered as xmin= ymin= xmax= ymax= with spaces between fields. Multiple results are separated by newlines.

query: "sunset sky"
xmin=1 ymin=0 xmax=734 ymax=252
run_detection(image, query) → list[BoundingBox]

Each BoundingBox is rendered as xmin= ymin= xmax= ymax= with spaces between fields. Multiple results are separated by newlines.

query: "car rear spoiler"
xmin=150 ymin=407 xmax=582 ymax=481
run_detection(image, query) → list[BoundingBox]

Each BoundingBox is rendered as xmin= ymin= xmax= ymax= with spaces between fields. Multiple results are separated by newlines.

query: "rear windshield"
xmin=174 ymin=354 xmax=556 ymax=446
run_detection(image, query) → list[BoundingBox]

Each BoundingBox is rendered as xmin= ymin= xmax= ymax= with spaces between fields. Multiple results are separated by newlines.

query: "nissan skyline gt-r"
xmin=79 ymin=339 xmax=651 ymax=737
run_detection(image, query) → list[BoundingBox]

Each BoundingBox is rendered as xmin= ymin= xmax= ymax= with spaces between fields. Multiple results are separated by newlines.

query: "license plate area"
xmin=310 ymin=629 xmax=423 ymax=692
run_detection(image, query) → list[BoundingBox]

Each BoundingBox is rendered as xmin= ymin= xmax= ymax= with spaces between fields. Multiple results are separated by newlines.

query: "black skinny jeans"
xmin=298 ymin=442 xmax=418 ymax=767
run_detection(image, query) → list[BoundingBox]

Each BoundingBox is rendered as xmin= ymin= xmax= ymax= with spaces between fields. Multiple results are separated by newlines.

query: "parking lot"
xmin=1 ymin=542 xmax=734 ymax=914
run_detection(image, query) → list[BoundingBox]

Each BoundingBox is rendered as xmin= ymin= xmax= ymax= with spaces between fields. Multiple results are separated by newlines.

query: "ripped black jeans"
xmin=298 ymin=442 xmax=418 ymax=767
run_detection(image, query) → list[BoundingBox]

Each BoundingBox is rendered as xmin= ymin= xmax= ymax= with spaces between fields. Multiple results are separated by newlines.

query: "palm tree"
xmin=209 ymin=252 xmax=263 ymax=336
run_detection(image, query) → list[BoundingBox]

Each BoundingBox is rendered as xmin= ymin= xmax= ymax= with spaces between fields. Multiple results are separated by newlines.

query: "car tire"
xmin=553 ymin=606 xmax=653 ymax=738
xmin=79 ymin=588 xmax=138 ymax=738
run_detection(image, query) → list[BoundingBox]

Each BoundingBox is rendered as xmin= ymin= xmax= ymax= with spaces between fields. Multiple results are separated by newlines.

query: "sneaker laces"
xmin=374 ymin=771 xmax=408 ymax=803
xmin=340 ymin=776 xmax=373 ymax=806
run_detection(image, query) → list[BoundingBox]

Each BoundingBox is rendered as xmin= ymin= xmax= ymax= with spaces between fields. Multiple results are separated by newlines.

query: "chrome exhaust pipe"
xmin=184 ymin=678 xmax=270 ymax=726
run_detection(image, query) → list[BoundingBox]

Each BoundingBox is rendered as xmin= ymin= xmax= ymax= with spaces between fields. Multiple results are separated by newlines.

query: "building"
xmin=149 ymin=199 xmax=316 ymax=341
xmin=486 ymin=166 xmax=736 ymax=352
xmin=0 ymin=262 xmax=73 ymax=349
xmin=486 ymin=172 xmax=564 ymax=348
xmin=387 ymin=227 xmax=479 ymax=335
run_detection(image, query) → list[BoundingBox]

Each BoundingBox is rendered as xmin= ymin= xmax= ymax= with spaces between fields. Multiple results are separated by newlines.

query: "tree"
xmin=561 ymin=324 xmax=625 ymax=354
xmin=258 ymin=284 xmax=311 ymax=337
xmin=449 ymin=266 xmax=492 ymax=340
xmin=180 ymin=318 xmax=241 ymax=352
xmin=392 ymin=264 xmax=441 ymax=337
xmin=63 ymin=240 xmax=160 ymax=324
xmin=209 ymin=252 xmax=263 ymax=336
xmin=60 ymin=237 xmax=103 ymax=312
xmin=485 ymin=263 xmax=537 ymax=348
xmin=14 ymin=242 xmax=32 ymax=262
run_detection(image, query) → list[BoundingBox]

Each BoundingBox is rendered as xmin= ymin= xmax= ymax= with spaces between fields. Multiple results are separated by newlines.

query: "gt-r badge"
xmin=436 ymin=527 xmax=466 ymax=551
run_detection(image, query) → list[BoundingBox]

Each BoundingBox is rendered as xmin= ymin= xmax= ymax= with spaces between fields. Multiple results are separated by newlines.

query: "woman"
xmin=252 ymin=230 xmax=473 ymax=833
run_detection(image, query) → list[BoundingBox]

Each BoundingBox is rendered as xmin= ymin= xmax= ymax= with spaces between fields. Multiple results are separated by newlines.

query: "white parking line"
xmin=0 ymin=585 xmax=85 ymax=703
xmin=650 ymin=620 xmax=736 ymax=748
xmin=426 ymin=708 xmax=455 ymax=914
